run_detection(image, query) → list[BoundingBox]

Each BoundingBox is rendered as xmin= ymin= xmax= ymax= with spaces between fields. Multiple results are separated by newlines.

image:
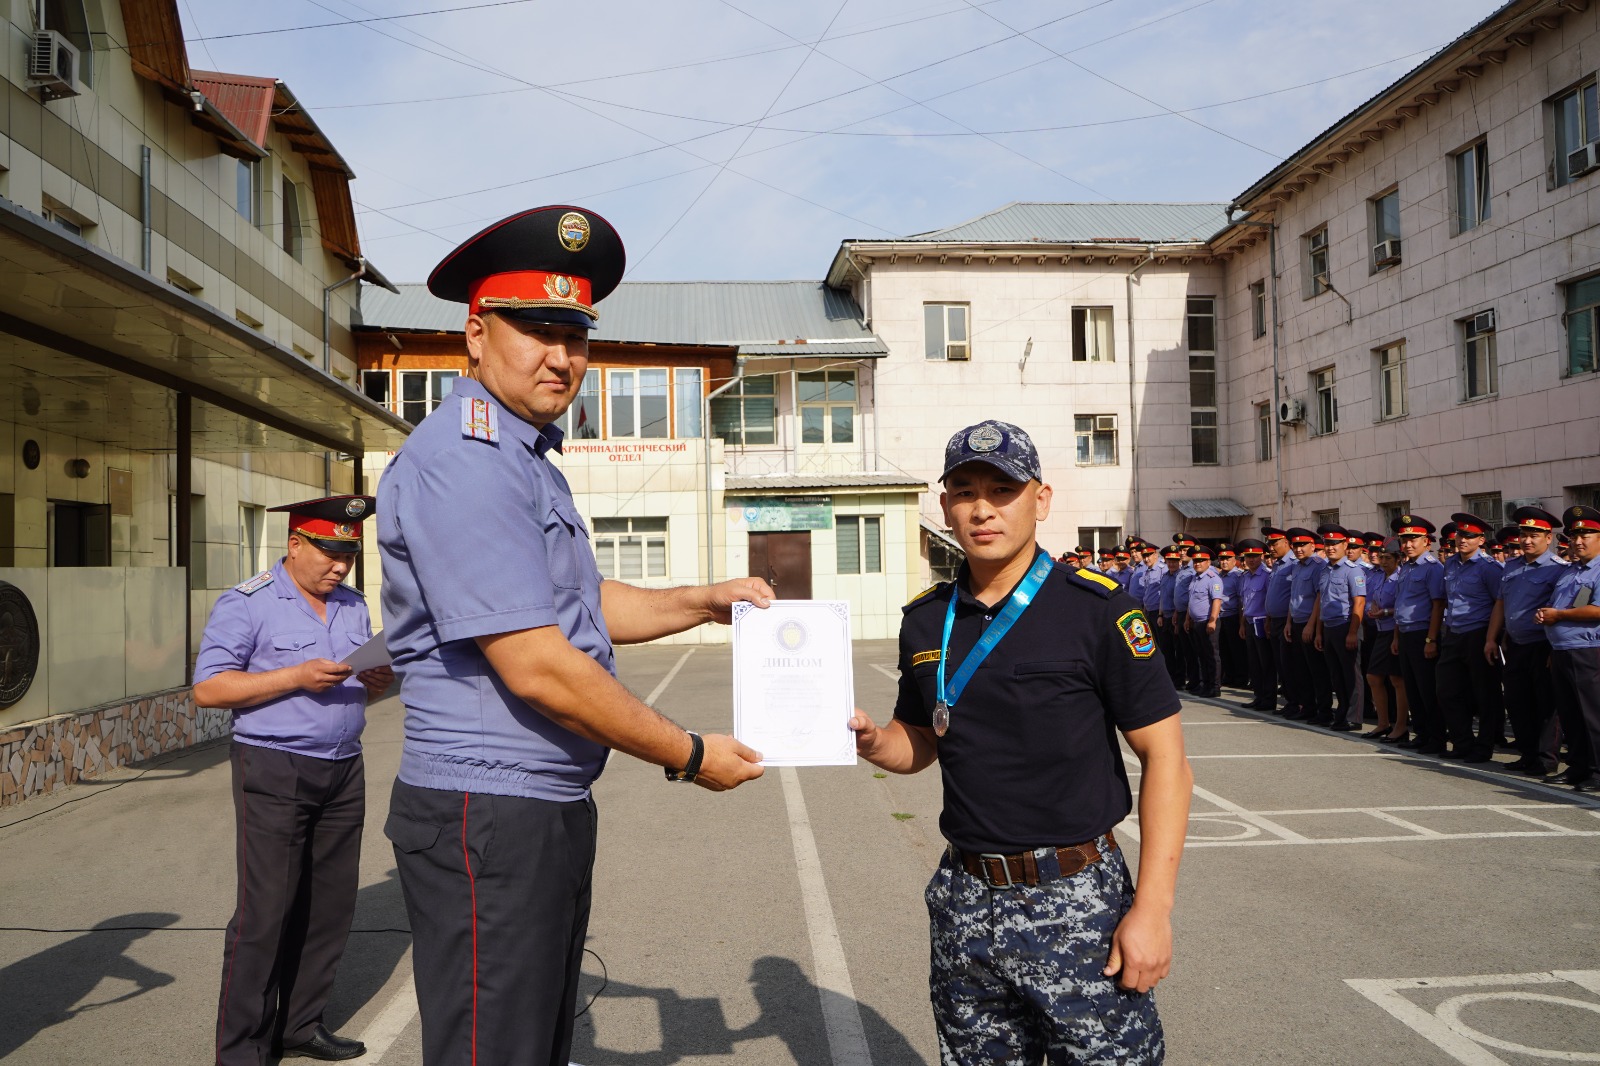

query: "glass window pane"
xmin=743 ymin=396 xmax=777 ymax=444
xmin=1093 ymin=430 xmax=1115 ymax=465
xmin=400 ymin=372 xmax=428 ymax=425
xmin=609 ymin=371 xmax=636 ymax=437
xmin=647 ymin=537 xmax=667 ymax=577
xmin=924 ymin=305 xmax=944 ymax=359
xmin=569 ymin=376 xmax=601 ymax=439
xmin=744 ymin=374 xmax=776 ymax=395
xmin=1456 ymin=151 xmax=1475 ymax=229
xmin=1071 ymin=308 xmax=1087 ymax=362
xmin=432 ymin=371 xmax=458 ymax=407
xmin=1586 ymin=83 xmax=1598 ymax=142
xmin=1570 ymin=309 xmax=1596 ymax=375
xmin=948 ymin=305 xmax=967 ymax=344
xmin=362 ymin=371 xmax=390 ymax=405
xmin=593 ymin=518 xmax=629 ymax=533
xmin=1077 ymin=432 xmax=1091 ymax=465
xmin=1569 ymin=276 xmax=1600 ymax=311
xmin=594 ymin=538 xmax=616 ymax=579
xmin=836 ymin=516 xmax=860 ymax=574
xmin=864 ymin=517 xmax=882 ymax=573
xmin=634 ymin=517 xmax=670 ymax=533
xmin=829 ymin=372 xmax=856 ymax=403
xmin=830 ymin=406 xmax=853 ymax=444
xmin=674 ymin=368 xmax=702 ymax=437
xmin=1091 ymin=308 xmax=1114 ymax=361
xmin=618 ymin=536 xmax=643 ymax=580
xmin=798 ymin=372 xmax=827 ymax=403
xmin=640 ymin=369 xmax=669 ymax=438
xmin=1377 ymin=193 xmax=1400 ymax=240
xmin=801 ymin=406 xmax=824 ymax=444
xmin=711 ymin=396 xmax=742 ymax=443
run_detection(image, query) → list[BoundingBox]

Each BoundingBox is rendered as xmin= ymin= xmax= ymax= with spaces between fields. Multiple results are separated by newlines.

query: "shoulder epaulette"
xmin=461 ymin=395 xmax=500 ymax=444
xmin=1064 ymin=566 xmax=1120 ymax=599
xmin=904 ymin=582 xmax=948 ymax=610
xmin=234 ymin=571 xmax=274 ymax=595
xmin=340 ymin=582 xmax=367 ymax=598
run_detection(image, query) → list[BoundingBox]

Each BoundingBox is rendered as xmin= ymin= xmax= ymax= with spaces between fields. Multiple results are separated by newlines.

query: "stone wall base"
xmin=0 ymin=689 xmax=231 ymax=808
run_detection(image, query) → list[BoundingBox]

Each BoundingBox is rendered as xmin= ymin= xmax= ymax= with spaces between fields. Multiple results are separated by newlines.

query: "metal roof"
xmin=1170 ymin=498 xmax=1253 ymax=519
xmin=901 ymin=202 xmax=1234 ymax=244
xmin=725 ymin=473 xmax=927 ymax=493
xmin=358 ymin=282 xmax=887 ymax=356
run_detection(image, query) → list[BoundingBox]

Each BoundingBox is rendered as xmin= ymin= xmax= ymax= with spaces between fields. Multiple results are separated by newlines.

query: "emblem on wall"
xmin=0 ymin=582 xmax=41 ymax=709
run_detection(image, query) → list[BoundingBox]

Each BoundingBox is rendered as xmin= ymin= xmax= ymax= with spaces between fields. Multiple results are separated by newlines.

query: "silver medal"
xmin=933 ymin=701 xmax=950 ymax=736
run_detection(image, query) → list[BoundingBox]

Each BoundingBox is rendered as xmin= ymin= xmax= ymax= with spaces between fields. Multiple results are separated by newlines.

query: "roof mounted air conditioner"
xmin=28 ymin=31 xmax=80 ymax=100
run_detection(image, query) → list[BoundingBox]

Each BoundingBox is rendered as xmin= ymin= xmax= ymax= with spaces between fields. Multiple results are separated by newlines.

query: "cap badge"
xmin=967 ymin=425 xmax=1003 ymax=453
xmin=558 ymin=212 xmax=590 ymax=252
xmin=544 ymin=274 xmax=576 ymax=301
xmin=345 ymin=498 xmax=365 ymax=518
xmin=335 ymin=524 xmax=354 ymax=538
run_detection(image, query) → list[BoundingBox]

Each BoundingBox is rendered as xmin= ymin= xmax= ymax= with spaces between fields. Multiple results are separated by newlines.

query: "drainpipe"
xmin=1228 ymin=208 xmax=1284 ymax=523
xmin=1124 ymin=248 xmax=1157 ymax=535
xmin=139 ymin=146 xmax=152 ymax=272
xmin=704 ymin=356 xmax=746 ymax=584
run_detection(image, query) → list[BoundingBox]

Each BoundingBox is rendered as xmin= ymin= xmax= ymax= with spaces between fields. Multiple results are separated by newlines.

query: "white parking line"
xmin=646 ymin=648 xmax=697 ymax=704
xmin=1188 ymin=784 xmax=1310 ymax=843
xmin=1366 ymin=810 xmax=1444 ymax=837
xmin=360 ymin=967 xmax=418 ymax=1064
xmin=1184 ymin=752 xmax=1400 ymax=759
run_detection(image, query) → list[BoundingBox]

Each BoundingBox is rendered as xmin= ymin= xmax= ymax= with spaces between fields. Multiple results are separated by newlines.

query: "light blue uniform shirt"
xmin=1497 ymin=550 xmax=1564 ymax=645
xmin=1240 ymin=565 xmax=1271 ymax=620
xmin=1187 ymin=569 xmax=1224 ymax=622
xmin=1142 ymin=566 xmax=1165 ymax=612
xmin=1547 ymin=556 xmax=1600 ymax=650
xmin=1317 ymin=558 xmax=1367 ymax=626
xmin=1219 ymin=568 xmax=1243 ymax=616
xmin=1266 ymin=557 xmax=1296 ymax=617
xmin=1394 ymin=554 xmax=1446 ymax=632
xmin=378 ymin=378 xmax=613 ymax=801
xmin=1158 ymin=569 xmax=1178 ymax=613
xmin=1289 ymin=556 xmax=1327 ymax=622
xmin=193 ymin=558 xmax=371 ymax=759
xmin=1443 ymin=550 xmax=1502 ymax=631
xmin=1173 ymin=566 xmax=1195 ymax=618
xmin=1369 ymin=570 xmax=1399 ymax=633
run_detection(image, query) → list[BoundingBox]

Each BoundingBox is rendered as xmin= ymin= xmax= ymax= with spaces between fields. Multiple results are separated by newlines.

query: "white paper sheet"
xmin=731 ymin=600 xmax=856 ymax=767
xmin=341 ymin=632 xmax=392 ymax=672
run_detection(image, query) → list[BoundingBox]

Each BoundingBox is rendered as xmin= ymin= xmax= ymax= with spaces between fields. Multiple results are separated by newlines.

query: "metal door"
xmin=748 ymin=531 xmax=812 ymax=600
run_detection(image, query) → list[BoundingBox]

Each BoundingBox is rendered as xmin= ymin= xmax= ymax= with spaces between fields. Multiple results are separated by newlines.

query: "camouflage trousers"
xmin=926 ymin=838 xmax=1164 ymax=1065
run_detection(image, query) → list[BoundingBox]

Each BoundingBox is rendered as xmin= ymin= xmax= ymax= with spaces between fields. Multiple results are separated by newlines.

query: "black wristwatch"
xmin=665 ymin=731 xmax=704 ymax=783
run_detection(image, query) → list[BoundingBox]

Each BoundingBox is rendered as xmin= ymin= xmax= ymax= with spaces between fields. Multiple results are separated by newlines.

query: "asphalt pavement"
xmin=2 ymin=639 xmax=1598 ymax=1065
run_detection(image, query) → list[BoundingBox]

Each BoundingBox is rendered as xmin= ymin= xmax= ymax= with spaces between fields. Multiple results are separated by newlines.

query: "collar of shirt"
xmin=450 ymin=376 xmax=566 ymax=457
xmin=270 ymin=557 xmax=356 ymax=621
xmin=1521 ymin=550 xmax=1561 ymax=568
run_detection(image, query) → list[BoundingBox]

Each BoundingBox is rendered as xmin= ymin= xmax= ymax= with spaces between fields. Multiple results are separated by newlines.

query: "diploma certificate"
xmin=731 ymin=600 xmax=856 ymax=767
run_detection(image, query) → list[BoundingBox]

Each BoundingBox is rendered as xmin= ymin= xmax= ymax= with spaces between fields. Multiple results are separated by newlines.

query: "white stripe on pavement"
xmin=647 ymin=648 xmax=697 ymax=704
xmin=780 ymin=766 xmax=874 ymax=1066
xmin=360 ymin=960 xmax=417 ymax=1063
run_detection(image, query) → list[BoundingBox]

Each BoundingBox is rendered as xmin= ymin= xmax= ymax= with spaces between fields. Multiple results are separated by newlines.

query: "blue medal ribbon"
xmin=934 ymin=549 xmax=1054 ymax=735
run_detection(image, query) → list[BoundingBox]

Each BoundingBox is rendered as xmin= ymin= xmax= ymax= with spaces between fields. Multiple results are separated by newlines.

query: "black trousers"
xmin=387 ymin=779 xmax=597 ymax=1066
xmin=1437 ymin=627 xmax=1503 ymax=756
xmin=1157 ymin=616 xmax=1183 ymax=688
xmin=216 ymin=743 xmax=364 ymax=1066
xmin=1286 ymin=618 xmax=1329 ymax=718
xmin=1322 ymin=621 xmax=1360 ymax=725
xmin=1245 ymin=618 xmax=1276 ymax=708
xmin=1552 ymin=648 xmax=1600 ymax=778
xmin=1268 ymin=616 xmax=1293 ymax=712
xmin=1397 ymin=630 xmax=1443 ymax=747
xmin=1188 ymin=620 xmax=1220 ymax=693
xmin=1504 ymin=637 xmax=1558 ymax=769
xmin=1218 ymin=613 xmax=1246 ymax=687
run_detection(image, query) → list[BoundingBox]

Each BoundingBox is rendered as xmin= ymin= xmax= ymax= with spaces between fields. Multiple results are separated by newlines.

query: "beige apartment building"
xmin=0 ymin=0 xmax=405 ymax=805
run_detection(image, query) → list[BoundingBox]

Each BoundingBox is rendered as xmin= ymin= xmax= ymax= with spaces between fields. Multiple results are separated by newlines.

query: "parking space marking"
xmin=1366 ymin=809 xmax=1445 ymax=837
xmin=1124 ymin=800 xmax=1600 ymax=848
xmin=1346 ymin=970 xmax=1600 ymax=1065
xmin=360 ymin=970 xmax=418 ymax=1064
xmin=1184 ymin=752 xmax=1401 ymax=759
xmin=1487 ymin=805 xmax=1587 ymax=833
xmin=869 ymin=664 xmax=897 ymax=682
xmin=646 ymin=648 xmax=697 ymax=704
xmin=1188 ymin=784 xmax=1311 ymax=843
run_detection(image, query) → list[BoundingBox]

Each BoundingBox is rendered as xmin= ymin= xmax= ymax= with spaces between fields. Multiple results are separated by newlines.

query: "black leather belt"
xmin=949 ymin=829 xmax=1118 ymax=888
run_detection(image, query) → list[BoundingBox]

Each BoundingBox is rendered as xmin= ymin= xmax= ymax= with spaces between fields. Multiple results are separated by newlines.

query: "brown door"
xmin=748 ymin=531 xmax=812 ymax=600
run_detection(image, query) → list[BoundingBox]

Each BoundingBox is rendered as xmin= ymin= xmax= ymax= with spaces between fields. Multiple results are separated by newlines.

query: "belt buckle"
xmin=977 ymin=852 xmax=1015 ymax=888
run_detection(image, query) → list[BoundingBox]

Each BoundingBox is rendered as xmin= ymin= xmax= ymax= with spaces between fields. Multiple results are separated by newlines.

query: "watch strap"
xmin=666 ymin=731 xmax=704 ymax=783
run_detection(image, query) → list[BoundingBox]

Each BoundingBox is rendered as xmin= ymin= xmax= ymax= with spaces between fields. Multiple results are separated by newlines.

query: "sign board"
xmin=728 ymin=496 xmax=833 ymax=532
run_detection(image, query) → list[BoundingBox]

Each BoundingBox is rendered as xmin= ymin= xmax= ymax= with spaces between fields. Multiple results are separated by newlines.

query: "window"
xmin=1375 ymin=342 xmax=1406 ymax=420
xmin=711 ymin=374 xmax=777 ymax=445
xmin=43 ymin=207 xmax=82 ymax=236
xmin=1190 ymin=411 xmax=1218 ymax=465
xmin=836 ymin=515 xmax=882 ymax=575
xmin=1077 ymin=527 xmax=1121 ymax=554
xmin=1072 ymin=307 xmax=1115 ymax=362
xmin=1452 ymin=141 xmax=1490 ymax=232
xmin=1186 ymin=297 xmax=1216 ymax=351
xmin=189 ymin=494 xmax=207 ymax=589
xmin=1553 ymin=78 xmax=1598 ymax=187
xmin=1565 ymin=274 xmax=1600 ymax=376
xmin=674 ymin=368 xmax=703 ymax=437
xmin=1255 ymin=402 xmax=1272 ymax=463
xmin=236 ymin=159 xmax=260 ymax=226
xmin=607 ymin=368 xmax=670 ymax=438
xmin=1312 ymin=367 xmax=1337 ymax=435
xmin=1370 ymin=189 xmax=1401 ymax=270
xmin=1074 ymin=415 xmax=1118 ymax=466
xmin=923 ymin=303 xmax=969 ymax=360
xmin=592 ymin=517 xmax=668 ymax=580
xmin=1462 ymin=313 xmax=1498 ymax=400
xmin=1250 ymin=280 xmax=1266 ymax=339
xmin=1463 ymin=492 xmax=1503 ymax=525
xmin=1305 ymin=226 xmax=1330 ymax=297
xmin=281 ymin=176 xmax=303 ymax=259
xmin=1380 ymin=502 xmax=1410 ymax=530
xmin=238 ymin=504 xmax=264 ymax=583
xmin=799 ymin=370 xmax=856 ymax=445
xmin=361 ymin=369 xmax=391 ymax=408
xmin=398 ymin=369 xmax=458 ymax=425
xmin=1312 ymin=509 xmax=1340 ymax=528
xmin=1570 ymin=484 xmax=1600 ymax=510
xmin=555 ymin=373 xmax=601 ymax=438
xmin=1189 ymin=350 xmax=1217 ymax=465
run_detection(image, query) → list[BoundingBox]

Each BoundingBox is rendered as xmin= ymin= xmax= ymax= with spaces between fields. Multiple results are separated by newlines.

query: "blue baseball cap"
xmin=939 ymin=420 xmax=1042 ymax=484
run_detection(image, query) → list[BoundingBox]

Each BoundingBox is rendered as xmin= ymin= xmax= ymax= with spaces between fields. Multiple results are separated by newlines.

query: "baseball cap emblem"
xmin=967 ymin=425 xmax=1003 ymax=453
xmin=558 ymin=212 xmax=590 ymax=251
xmin=345 ymin=498 xmax=365 ymax=518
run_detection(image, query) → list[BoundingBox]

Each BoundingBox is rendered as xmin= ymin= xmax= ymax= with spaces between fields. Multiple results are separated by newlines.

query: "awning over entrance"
xmin=1169 ymin=497 xmax=1252 ymax=519
xmin=920 ymin=518 xmax=963 ymax=553
xmin=0 ymin=200 xmax=409 ymax=455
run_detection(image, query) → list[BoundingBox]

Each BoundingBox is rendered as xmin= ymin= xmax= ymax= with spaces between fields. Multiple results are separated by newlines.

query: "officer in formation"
xmin=193 ymin=495 xmax=392 ymax=1064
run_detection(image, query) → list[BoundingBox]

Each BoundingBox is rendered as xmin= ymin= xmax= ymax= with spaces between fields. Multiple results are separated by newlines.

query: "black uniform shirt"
xmin=894 ymin=556 xmax=1181 ymax=854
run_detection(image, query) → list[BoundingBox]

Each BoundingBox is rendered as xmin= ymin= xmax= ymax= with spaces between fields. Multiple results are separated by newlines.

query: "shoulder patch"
xmin=1064 ymin=566 xmax=1119 ymax=598
xmin=461 ymin=395 xmax=500 ymax=444
xmin=905 ymin=582 xmax=947 ymax=609
xmin=910 ymin=649 xmax=941 ymax=667
xmin=340 ymin=582 xmax=367 ymax=599
xmin=234 ymin=571 xmax=274 ymax=595
xmin=1116 ymin=610 xmax=1157 ymax=659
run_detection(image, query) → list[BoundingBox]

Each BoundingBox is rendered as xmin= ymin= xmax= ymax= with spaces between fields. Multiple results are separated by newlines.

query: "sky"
xmin=175 ymin=0 xmax=1508 ymax=284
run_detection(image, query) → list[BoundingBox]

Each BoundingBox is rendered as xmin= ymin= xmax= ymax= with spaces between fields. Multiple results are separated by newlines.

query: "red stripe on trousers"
xmin=463 ymin=793 xmax=478 ymax=1066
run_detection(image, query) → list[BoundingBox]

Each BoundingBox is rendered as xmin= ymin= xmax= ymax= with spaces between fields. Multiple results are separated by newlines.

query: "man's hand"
xmin=1535 ymin=607 xmax=1560 ymax=625
xmin=1301 ymin=622 xmax=1315 ymax=643
xmin=1184 ymin=618 xmax=1192 ymax=633
xmin=1206 ymin=619 xmax=1216 ymax=634
xmin=1391 ymin=635 xmax=1400 ymax=656
xmin=1425 ymin=639 xmax=1439 ymax=660
xmin=1314 ymin=630 xmax=1324 ymax=652
xmin=1345 ymin=630 xmax=1359 ymax=652
xmin=692 ymin=734 xmax=764 ymax=791
xmin=701 ymin=578 xmax=776 ymax=625
xmin=1104 ymin=901 xmax=1172 ymax=993
xmin=358 ymin=665 xmax=394 ymax=699
xmin=296 ymin=658 xmax=353 ymax=693
xmin=1483 ymin=639 xmax=1499 ymax=664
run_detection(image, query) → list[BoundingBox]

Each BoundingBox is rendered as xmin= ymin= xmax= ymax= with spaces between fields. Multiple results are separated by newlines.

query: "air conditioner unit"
xmin=1278 ymin=397 xmax=1307 ymax=425
xmin=28 ymin=30 xmax=80 ymax=100
xmin=1095 ymin=414 xmax=1118 ymax=432
xmin=1568 ymin=141 xmax=1600 ymax=179
xmin=1504 ymin=497 xmax=1540 ymax=523
xmin=945 ymin=342 xmax=969 ymax=361
xmin=1372 ymin=238 xmax=1402 ymax=268
xmin=1472 ymin=309 xmax=1496 ymax=334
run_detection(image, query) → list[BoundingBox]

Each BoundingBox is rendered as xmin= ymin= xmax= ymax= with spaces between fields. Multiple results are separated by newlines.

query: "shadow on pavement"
xmin=0 ymin=913 xmax=179 ymax=1060
xmin=571 ymin=954 xmax=926 ymax=1065
xmin=324 ymin=867 xmax=414 ymax=1035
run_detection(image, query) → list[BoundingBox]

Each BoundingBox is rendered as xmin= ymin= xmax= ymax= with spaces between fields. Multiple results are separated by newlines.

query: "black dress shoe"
xmin=1328 ymin=721 xmax=1358 ymax=732
xmin=1379 ymin=733 xmax=1409 ymax=745
xmin=281 ymin=1025 xmax=367 ymax=1061
xmin=1572 ymin=776 xmax=1600 ymax=793
xmin=1415 ymin=742 xmax=1447 ymax=755
xmin=1462 ymin=750 xmax=1494 ymax=764
xmin=1503 ymin=757 xmax=1538 ymax=773
xmin=1544 ymin=769 xmax=1579 ymax=784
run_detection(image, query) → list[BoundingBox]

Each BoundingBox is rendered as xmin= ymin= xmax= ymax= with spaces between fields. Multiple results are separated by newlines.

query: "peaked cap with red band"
xmin=1564 ymin=505 xmax=1600 ymax=533
xmin=1316 ymin=523 xmax=1349 ymax=543
xmin=1512 ymin=505 xmax=1558 ymax=532
xmin=1450 ymin=513 xmax=1493 ymax=538
xmin=1285 ymin=527 xmax=1319 ymax=546
xmin=1262 ymin=527 xmax=1287 ymax=542
xmin=1390 ymin=514 xmax=1435 ymax=537
xmin=427 ymin=206 xmax=626 ymax=328
xmin=269 ymin=495 xmax=375 ymax=554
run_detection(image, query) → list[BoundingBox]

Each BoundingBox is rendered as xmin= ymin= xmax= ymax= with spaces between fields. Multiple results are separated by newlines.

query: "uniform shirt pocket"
xmin=268 ymin=634 xmax=319 ymax=668
xmin=547 ymin=504 xmax=584 ymax=590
